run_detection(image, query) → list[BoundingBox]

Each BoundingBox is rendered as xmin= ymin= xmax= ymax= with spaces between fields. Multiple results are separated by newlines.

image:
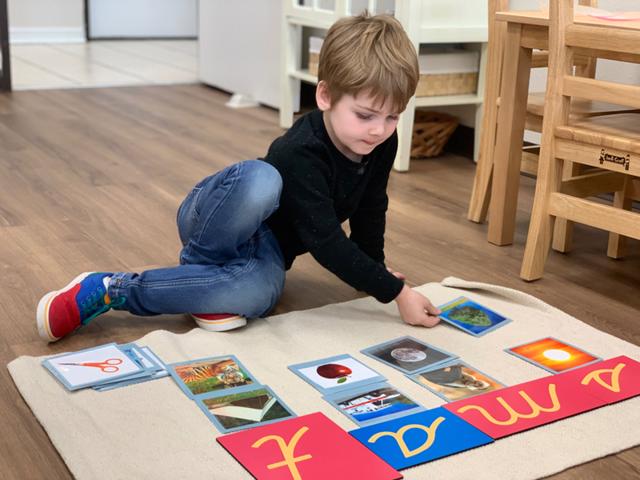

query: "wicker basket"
xmin=416 ymin=71 xmax=478 ymax=97
xmin=411 ymin=110 xmax=459 ymax=158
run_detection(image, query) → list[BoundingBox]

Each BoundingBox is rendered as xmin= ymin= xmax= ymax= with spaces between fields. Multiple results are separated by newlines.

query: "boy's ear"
xmin=315 ymin=81 xmax=332 ymax=111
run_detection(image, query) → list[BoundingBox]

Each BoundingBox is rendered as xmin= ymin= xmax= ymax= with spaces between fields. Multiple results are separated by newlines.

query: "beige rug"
xmin=8 ymin=277 xmax=640 ymax=480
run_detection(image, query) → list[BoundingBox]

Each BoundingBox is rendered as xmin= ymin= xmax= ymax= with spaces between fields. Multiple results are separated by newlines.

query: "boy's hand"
xmin=394 ymin=285 xmax=441 ymax=327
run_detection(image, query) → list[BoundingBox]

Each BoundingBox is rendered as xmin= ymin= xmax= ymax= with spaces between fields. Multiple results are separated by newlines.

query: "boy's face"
xmin=316 ymin=82 xmax=400 ymax=162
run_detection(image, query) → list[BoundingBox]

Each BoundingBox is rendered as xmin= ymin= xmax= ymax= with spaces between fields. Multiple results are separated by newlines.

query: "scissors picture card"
xmin=120 ymin=343 xmax=163 ymax=374
xmin=349 ymin=407 xmax=493 ymax=470
xmin=409 ymin=361 xmax=505 ymax=402
xmin=196 ymin=385 xmax=295 ymax=433
xmin=218 ymin=412 xmax=402 ymax=480
xmin=361 ymin=336 xmax=458 ymax=374
xmin=506 ymin=337 xmax=601 ymax=374
xmin=444 ymin=370 xmax=607 ymax=439
xmin=288 ymin=354 xmax=385 ymax=395
xmin=168 ymin=355 xmax=256 ymax=399
xmin=323 ymin=381 xmax=423 ymax=426
xmin=42 ymin=343 xmax=143 ymax=391
xmin=438 ymin=296 xmax=512 ymax=337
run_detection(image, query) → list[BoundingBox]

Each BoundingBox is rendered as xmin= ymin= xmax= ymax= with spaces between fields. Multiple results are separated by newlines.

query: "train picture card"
xmin=42 ymin=343 xmax=144 ymax=391
xmin=506 ymin=337 xmax=601 ymax=374
xmin=168 ymin=355 xmax=256 ymax=399
xmin=196 ymin=384 xmax=295 ymax=433
xmin=444 ymin=370 xmax=607 ymax=439
xmin=349 ymin=407 xmax=493 ymax=470
xmin=361 ymin=336 xmax=458 ymax=374
xmin=217 ymin=412 xmax=403 ymax=480
xmin=288 ymin=354 xmax=385 ymax=395
xmin=438 ymin=296 xmax=512 ymax=336
xmin=409 ymin=361 xmax=505 ymax=402
xmin=324 ymin=381 xmax=423 ymax=426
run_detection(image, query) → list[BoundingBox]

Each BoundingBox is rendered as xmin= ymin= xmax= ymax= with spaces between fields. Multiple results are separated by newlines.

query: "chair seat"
xmin=526 ymin=92 xmax=637 ymax=117
xmin=555 ymin=113 xmax=640 ymax=153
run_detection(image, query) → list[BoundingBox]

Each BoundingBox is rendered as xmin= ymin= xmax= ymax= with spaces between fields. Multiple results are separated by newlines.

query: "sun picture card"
xmin=323 ymin=381 xmax=423 ymax=426
xmin=168 ymin=354 xmax=256 ymax=399
xmin=444 ymin=370 xmax=608 ymax=439
xmin=408 ymin=361 xmax=505 ymax=402
xmin=349 ymin=407 xmax=493 ymax=470
xmin=42 ymin=343 xmax=144 ymax=391
xmin=217 ymin=412 xmax=402 ymax=480
xmin=288 ymin=354 xmax=385 ymax=395
xmin=438 ymin=296 xmax=512 ymax=337
xmin=195 ymin=384 xmax=296 ymax=433
xmin=506 ymin=337 xmax=601 ymax=374
xmin=361 ymin=336 xmax=458 ymax=374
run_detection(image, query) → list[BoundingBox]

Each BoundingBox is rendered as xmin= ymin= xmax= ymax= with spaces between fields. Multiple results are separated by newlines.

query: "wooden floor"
xmin=0 ymin=84 xmax=638 ymax=479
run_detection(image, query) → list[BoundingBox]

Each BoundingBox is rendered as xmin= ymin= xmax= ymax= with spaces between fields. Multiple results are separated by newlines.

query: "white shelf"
xmin=415 ymin=94 xmax=483 ymax=107
xmin=290 ymin=69 xmax=318 ymax=84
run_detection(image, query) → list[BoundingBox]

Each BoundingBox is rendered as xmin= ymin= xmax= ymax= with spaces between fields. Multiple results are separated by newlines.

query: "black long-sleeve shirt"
xmin=261 ymin=109 xmax=404 ymax=303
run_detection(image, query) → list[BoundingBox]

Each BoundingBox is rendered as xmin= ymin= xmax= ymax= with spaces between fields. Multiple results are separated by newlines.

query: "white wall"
xmin=8 ymin=0 xmax=84 ymax=43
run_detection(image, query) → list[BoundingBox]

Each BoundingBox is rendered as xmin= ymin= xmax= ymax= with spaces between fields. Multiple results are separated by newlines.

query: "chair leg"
xmin=607 ymin=178 xmax=632 ymax=259
xmin=551 ymin=160 xmax=581 ymax=253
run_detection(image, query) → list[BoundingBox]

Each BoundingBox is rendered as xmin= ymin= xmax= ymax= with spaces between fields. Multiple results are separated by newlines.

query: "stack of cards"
xmin=438 ymin=296 xmax=511 ymax=337
xmin=289 ymin=353 xmax=423 ymax=426
xmin=42 ymin=342 xmax=168 ymax=392
xmin=167 ymin=355 xmax=295 ymax=433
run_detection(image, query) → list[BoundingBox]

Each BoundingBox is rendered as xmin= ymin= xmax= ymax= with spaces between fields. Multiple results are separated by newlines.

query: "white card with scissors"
xmin=42 ymin=343 xmax=144 ymax=391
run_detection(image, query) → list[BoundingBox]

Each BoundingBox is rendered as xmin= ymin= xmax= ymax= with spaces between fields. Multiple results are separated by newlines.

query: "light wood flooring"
xmin=0 ymin=84 xmax=638 ymax=479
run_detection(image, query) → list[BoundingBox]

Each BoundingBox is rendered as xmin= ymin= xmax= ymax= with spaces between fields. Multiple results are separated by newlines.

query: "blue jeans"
xmin=108 ymin=160 xmax=286 ymax=318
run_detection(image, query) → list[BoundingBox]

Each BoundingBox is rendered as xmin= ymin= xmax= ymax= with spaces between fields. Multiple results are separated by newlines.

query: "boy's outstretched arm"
xmin=394 ymin=284 xmax=441 ymax=328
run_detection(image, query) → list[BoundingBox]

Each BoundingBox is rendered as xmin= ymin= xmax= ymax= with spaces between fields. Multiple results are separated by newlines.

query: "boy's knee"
xmin=240 ymin=160 xmax=282 ymax=214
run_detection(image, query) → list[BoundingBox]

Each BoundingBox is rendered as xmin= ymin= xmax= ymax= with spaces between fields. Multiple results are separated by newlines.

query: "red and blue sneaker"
xmin=190 ymin=313 xmax=247 ymax=332
xmin=37 ymin=272 xmax=121 ymax=342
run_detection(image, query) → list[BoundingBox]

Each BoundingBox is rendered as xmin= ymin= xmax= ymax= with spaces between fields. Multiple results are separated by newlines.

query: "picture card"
xmin=506 ymin=337 xmax=601 ymax=374
xmin=218 ymin=412 xmax=402 ymax=480
xmin=42 ymin=343 xmax=144 ymax=391
xmin=361 ymin=336 xmax=457 ymax=374
xmin=444 ymin=369 xmax=607 ymax=439
xmin=93 ymin=345 xmax=169 ymax=392
xmin=438 ymin=296 xmax=511 ymax=336
xmin=350 ymin=407 xmax=493 ymax=470
xmin=168 ymin=355 xmax=255 ymax=398
xmin=409 ymin=361 xmax=505 ymax=402
xmin=195 ymin=385 xmax=295 ymax=433
xmin=324 ymin=381 xmax=422 ymax=426
xmin=289 ymin=354 xmax=385 ymax=394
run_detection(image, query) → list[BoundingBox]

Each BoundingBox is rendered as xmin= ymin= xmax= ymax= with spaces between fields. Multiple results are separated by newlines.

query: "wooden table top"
xmin=496 ymin=9 xmax=640 ymax=30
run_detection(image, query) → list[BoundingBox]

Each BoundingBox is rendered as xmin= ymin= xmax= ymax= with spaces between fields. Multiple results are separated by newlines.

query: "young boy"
xmin=37 ymin=12 xmax=441 ymax=343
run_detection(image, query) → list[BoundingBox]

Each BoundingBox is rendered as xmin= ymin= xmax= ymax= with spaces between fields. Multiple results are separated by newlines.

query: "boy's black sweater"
xmin=262 ymin=109 xmax=404 ymax=303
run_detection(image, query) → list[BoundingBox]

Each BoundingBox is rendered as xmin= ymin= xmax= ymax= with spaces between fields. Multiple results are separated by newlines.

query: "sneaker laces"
xmin=79 ymin=286 xmax=126 ymax=325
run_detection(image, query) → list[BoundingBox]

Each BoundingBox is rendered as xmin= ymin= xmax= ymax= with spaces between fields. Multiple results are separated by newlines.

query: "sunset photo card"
xmin=361 ymin=336 xmax=458 ymax=374
xmin=196 ymin=384 xmax=295 ymax=433
xmin=288 ymin=354 xmax=385 ymax=395
xmin=438 ymin=296 xmax=511 ymax=337
xmin=324 ymin=381 xmax=423 ymax=426
xmin=505 ymin=337 xmax=601 ymax=374
xmin=168 ymin=355 xmax=256 ymax=399
xmin=409 ymin=361 xmax=505 ymax=402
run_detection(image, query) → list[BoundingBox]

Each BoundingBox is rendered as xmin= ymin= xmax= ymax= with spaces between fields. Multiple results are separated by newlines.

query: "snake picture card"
xmin=438 ymin=296 xmax=512 ymax=337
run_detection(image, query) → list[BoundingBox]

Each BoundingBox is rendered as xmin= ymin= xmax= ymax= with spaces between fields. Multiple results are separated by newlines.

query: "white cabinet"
xmin=280 ymin=0 xmax=488 ymax=171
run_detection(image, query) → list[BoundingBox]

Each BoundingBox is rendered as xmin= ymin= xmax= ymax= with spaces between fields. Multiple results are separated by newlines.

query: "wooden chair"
xmin=467 ymin=0 xmax=633 ymax=252
xmin=520 ymin=0 xmax=640 ymax=281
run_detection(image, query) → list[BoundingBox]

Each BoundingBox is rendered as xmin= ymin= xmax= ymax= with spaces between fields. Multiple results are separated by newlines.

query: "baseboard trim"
xmin=10 ymin=27 xmax=85 ymax=44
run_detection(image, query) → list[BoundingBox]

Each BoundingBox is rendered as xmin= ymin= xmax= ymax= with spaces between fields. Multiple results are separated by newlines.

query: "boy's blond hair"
xmin=318 ymin=12 xmax=419 ymax=113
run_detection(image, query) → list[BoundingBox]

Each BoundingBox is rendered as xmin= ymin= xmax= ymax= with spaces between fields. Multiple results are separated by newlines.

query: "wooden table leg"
xmin=0 ymin=0 xmax=11 ymax=91
xmin=487 ymin=22 xmax=532 ymax=246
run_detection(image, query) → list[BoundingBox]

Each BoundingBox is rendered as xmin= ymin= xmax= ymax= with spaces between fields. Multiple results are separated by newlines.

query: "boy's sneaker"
xmin=190 ymin=313 xmax=247 ymax=332
xmin=37 ymin=272 xmax=121 ymax=343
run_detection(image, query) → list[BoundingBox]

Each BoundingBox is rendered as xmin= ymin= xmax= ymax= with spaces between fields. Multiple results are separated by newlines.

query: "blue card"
xmin=195 ymin=384 xmax=296 ymax=433
xmin=438 ymin=296 xmax=512 ymax=337
xmin=42 ymin=343 xmax=144 ymax=391
xmin=324 ymin=381 xmax=423 ymax=426
xmin=289 ymin=354 xmax=386 ymax=395
xmin=361 ymin=336 xmax=458 ymax=374
xmin=168 ymin=355 xmax=257 ymax=399
xmin=350 ymin=407 xmax=494 ymax=469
